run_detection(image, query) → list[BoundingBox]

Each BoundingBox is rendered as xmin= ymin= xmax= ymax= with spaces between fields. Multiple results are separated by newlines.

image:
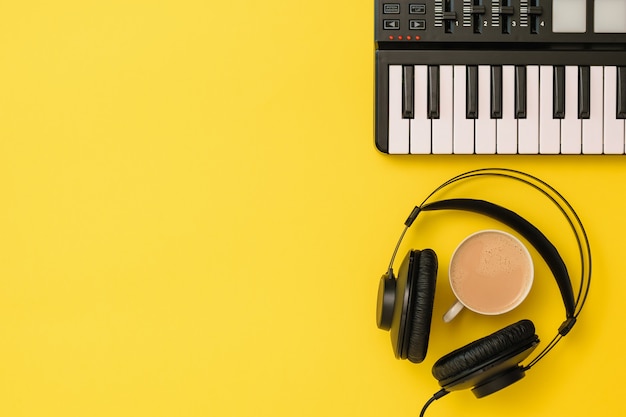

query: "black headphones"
xmin=376 ymin=169 xmax=591 ymax=414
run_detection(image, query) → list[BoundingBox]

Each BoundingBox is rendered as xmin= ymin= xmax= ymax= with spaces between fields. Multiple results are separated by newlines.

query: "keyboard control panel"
xmin=376 ymin=0 xmax=626 ymax=43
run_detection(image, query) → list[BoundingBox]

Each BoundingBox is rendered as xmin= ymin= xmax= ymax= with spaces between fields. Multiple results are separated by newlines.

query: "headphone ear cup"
xmin=405 ymin=249 xmax=438 ymax=363
xmin=431 ymin=320 xmax=539 ymax=395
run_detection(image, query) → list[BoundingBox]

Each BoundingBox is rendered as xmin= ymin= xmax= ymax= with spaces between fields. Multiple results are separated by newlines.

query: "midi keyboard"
xmin=374 ymin=0 xmax=626 ymax=154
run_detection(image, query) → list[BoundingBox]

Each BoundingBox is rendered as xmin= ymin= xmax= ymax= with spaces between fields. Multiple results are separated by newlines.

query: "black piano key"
xmin=466 ymin=65 xmax=478 ymax=119
xmin=491 ymin=65 xmax=502 ymax=119
xmin=428 ymin=65 xmax=440 ymax=119
xmin=578 ymin=66 xmax=590 ymax=119
xmin=515 ymin=65 xmax=527 ymax=119
xmin=618 ymin=66 xmax=626 ymax=119
xmin=553 ymin=66 xmax=565 ymax=119
xmin=402 ymin=65 xmax=414 ymax=119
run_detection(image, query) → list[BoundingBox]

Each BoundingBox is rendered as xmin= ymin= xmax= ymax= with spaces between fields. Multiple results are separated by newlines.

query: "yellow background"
xmin=0 ymin=1 xmax=621 ymax=416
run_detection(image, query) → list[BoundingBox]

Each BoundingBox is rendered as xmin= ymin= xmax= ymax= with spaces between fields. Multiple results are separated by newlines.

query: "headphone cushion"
xmin=406 ymin=249 xmax=438 ymax=363
xmin=431 ymin=320 xmax=536 ymax=382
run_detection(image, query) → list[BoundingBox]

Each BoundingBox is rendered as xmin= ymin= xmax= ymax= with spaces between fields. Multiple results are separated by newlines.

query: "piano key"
xmin=515 ymin=65 xmax=527 ymax=119
xmin=578 ymin=66 xmax=590 ymax=119
xmin=410 ymin=65 xmax=432 ymax=154
xmin=454 ymin=65 xmax=475 ymax=154
xmin=561 ymin=66 xmax=582 ymax=154
xmin=466 ymin=65 xmax=478 ymax=119
xmin=553 ymin=66 xmax=566 ymax=119
xmin=603 ymin=66 xmax=625 ymax=154
xmin=518 ymin=65 xmax=539 ymax=154
xmin=402 ymin=65 xmax=414 ymax=119
xmin=491 ymin=66 xmax=503 ymax=119
xmin=428 ymin=65 xmax=440 ymax=119
xmin=475 ymin=65 xmax=496 ymax=154
xmin=582 ymin=66 xmax=603 ymax=154
xmin=432 ymin=65 xmax=453 ymax=154
xmin=539 ymin=65 xmax=560 ymax=154
xmin=388 ymin=65 xmax=410 ymax=154
xmin=617 ymin=66 xmax=626 ymax=119
xmin=497 ymin=65 xmax=518 ymax=154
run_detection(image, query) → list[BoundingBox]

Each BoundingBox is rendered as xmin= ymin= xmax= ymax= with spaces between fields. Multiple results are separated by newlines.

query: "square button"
xmin=409 ymin=4 xmax=426 ymax=14
xmin=383 ymin=3 xmax=400 ymax=14
xmin=409 ymin=20 xmax=426 ymax=30
xmin=553 ymin=0 xmax=586 ymax=33
xmin=383 ymin=19 xmax=400 ymax=30
xmin=595 ymin=0 xmax=626 ymax=33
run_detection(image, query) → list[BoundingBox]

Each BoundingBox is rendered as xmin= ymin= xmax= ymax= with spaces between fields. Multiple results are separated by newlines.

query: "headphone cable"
xmin=419 ymin=389 xmax=450 ymax=417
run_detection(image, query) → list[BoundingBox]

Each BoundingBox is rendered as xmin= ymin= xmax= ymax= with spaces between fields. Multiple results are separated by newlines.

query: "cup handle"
xmin=443 ymin=300 xmax=464 ymax=323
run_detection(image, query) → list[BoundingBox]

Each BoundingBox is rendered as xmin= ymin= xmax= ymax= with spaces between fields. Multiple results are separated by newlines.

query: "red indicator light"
xmin=407 ymin=35 xmax=411 ymax=40
xmin=415 ymin=35 xmax=421 ymax=40
xmin=389 ymin=35 xmax=394 ymax=40
xmin=398 ymin=35 xmax=403 ymax=40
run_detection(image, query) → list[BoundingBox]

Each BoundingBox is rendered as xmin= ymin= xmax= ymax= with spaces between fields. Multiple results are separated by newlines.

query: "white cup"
xmin=443 ymin=230 xmax=534 ymax=323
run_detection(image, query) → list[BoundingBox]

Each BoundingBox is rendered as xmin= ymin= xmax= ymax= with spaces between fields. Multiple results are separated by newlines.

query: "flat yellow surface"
xmin=0 ymin=2 xmax=621 ymax=416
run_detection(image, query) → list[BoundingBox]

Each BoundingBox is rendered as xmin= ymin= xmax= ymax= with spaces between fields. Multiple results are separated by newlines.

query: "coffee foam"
xmin=449 ymin=231 xmax=533 ymax=314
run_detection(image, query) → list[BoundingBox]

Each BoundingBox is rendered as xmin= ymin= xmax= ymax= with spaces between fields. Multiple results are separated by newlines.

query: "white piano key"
xmin=475 ymin=65 xmax=496 ymax=154
xmin=410 ymin=65 xmax=431 ymax=154
xmin=388 ymin=65 xmax=410 ymax=154
xmin=539 ymin=65 xmax=561 ymax=154
xmin=582 ymin=66 xmax=604 ymax=154
xmin=604 ymin=66 xmax=625 ymax=154
xmin=497 ymin=65 xmax=517 ymax=154
xmin=432 ymin=65 xmax=454 ymax=154
xmin=561 ymin=65 xmax=582 ymax=154
xmin=518 ymin=65 xmax=539 ymax=154
xmin=453 ymin=65 xmax=475 ymax=154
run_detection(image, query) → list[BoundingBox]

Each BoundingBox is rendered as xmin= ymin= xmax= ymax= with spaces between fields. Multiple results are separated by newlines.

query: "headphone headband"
xmin=419 ymin=198 xmax=576 ymax=320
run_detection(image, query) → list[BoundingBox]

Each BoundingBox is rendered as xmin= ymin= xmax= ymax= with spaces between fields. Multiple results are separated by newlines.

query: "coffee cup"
xmin=443 ymin=229 xmax=534 ymax=323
